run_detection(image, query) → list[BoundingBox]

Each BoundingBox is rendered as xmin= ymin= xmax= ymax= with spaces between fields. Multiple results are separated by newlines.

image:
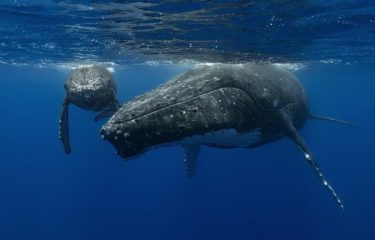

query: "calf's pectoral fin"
xmin=183 ymin=144 xmax=201 ymax=177
xmin=59 ymin=95 xmax=71 ymax=154
xmin=95 ymin=100 xmax=120 ymax=122
xmin=280 ymin=112 xmax=344 ymax=209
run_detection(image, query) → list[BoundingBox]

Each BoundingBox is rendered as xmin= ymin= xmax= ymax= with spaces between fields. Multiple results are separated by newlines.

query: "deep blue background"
xmin=0 ymin=63 xmax=374 ymax=240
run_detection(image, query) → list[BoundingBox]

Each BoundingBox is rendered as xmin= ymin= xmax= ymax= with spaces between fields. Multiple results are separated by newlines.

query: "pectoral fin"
xmin=183 ymin=144 xmax=201 ymax=177
xmin=281 ymin=112 xmax=344 ymax=209
xmin=95 ymin=100 xmax=120 ymax=121
xmin=59 ymin=95 xmax=71 ymax=154
xmin=309 ymin=114 xmax=358 ymax=129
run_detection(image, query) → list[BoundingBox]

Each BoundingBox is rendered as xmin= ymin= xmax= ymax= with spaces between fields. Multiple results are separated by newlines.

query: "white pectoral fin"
xmin=281 ymin=112 xmax=344 ymax=209
xmin=183 ymin=144 xmax=201 ymax=177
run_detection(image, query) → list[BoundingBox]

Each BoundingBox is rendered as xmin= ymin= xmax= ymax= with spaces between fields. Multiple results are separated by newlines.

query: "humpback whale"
xmin=59 ymin=66 xmax=119 ymax=154
xmin=101 ymin=63 xmax=356 ymax=208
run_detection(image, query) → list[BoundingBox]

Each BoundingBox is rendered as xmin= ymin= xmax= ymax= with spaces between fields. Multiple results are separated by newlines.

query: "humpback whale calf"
xmin=101 ymin=63 xmax=356 ymax=208
xmin=59 ymin=66 xmax=119 ymax=154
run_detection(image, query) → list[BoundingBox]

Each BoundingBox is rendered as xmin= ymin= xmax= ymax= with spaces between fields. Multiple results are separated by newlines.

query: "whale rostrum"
xmin=101 ymin=63 xmax=356 ymax=209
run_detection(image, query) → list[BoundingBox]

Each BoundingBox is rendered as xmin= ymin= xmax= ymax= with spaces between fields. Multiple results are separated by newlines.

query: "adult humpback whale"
xmin=59 ymin=66 xmax=119 ymax=154
xmin=101 ymin=63 xmax=355 ymax=208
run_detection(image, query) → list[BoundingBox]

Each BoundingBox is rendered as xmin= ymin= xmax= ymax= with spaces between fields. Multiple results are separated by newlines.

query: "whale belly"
xmin=174 ymin=128 xmax=262 ymax=148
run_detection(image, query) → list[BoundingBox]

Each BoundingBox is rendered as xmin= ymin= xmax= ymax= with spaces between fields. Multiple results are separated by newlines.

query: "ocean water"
xmin=0 ymin=1 xmax=375 ymax=240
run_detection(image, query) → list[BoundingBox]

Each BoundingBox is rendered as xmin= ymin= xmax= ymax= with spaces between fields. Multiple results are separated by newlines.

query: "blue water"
xmin=0 ymin=1 xmax=375 ymax=240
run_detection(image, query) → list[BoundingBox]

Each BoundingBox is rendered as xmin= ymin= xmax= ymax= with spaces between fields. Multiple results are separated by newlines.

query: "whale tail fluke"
xmin=281 ymin=112 xmax=344 ymax=209
xmin=309 ymin=114 xmax=358 ymax=129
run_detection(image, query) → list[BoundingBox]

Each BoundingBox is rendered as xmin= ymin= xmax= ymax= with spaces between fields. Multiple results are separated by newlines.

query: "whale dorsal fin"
xmin=183 ymin=144 xmax=201 ymax=177
xmin=280 ymin=112 xmax=344 ymax=209
xmin=59 ymin=95 xmax=71 ymax=154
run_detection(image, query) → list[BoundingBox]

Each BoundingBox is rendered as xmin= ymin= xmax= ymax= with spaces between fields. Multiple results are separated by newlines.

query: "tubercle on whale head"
xmin=100 ymin=124 xmax=145 ymax=159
